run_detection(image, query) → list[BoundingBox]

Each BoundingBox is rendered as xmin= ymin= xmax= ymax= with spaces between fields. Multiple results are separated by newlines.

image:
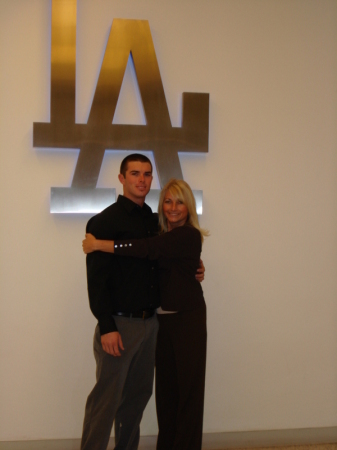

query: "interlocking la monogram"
xmin=33 ymin=0 xmax=209 ymax=213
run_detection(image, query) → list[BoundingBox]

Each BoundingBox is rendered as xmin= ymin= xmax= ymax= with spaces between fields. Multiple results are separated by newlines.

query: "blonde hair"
xmin=158 ymin=179 xmax=209 ymax=242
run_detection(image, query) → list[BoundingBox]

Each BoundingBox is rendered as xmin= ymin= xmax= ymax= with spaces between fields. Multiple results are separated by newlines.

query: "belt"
xmin=112 ymin=309 xmax=156 ymax=320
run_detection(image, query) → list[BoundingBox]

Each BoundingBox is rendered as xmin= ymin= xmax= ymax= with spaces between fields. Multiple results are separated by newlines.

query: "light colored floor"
xmin=0 ymin=427 xmax=337 ymax=450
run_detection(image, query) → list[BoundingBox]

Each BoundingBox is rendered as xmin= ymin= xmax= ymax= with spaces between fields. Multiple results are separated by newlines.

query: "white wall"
xmin=0 ymin=0 xmax=336 ymax=441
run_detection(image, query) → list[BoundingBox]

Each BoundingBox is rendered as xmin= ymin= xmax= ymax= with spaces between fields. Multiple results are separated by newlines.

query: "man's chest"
xmin=107 ymin=213 xmax=158 ymax=240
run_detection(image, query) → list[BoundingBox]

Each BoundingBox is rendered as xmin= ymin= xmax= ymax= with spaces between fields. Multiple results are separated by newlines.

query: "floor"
xmin=1 ymin=427 xmax=337 ymax=450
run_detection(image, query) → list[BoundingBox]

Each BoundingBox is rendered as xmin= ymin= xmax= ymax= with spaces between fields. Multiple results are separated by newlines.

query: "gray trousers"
xmin=81 ymin=314 xmax=159 ymax=450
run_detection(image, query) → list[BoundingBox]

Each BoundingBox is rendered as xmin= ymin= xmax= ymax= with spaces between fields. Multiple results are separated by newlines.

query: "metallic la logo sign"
xmin=33 ymin=0 xmax=209 ymax=213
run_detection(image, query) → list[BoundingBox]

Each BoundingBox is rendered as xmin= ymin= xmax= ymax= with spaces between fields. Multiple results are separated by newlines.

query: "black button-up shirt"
xmin=86 ymin=195 xmax=160 ymax=335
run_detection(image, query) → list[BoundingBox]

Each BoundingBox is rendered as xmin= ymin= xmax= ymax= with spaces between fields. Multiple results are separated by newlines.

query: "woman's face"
xmin=162 ymin=190 xmax=189 ymax=231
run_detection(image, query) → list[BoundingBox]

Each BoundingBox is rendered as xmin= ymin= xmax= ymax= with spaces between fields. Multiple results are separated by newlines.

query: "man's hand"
xmin=82 ymin=233 xmax=97 ymax=254
xmin=195 ymin=258 xmax=205 ymax=282
xmin=101 ymin=332 xmax=125 ymax=356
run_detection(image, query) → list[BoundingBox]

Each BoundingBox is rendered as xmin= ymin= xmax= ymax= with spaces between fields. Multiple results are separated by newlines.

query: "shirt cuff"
xmin=98 ymin=315 xmax=118 ymax=335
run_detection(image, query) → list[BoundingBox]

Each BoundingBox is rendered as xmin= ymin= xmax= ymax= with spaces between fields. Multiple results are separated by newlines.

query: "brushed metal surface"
xmin=50 ymin=0 xmax=76 ymax=125
xmin=49 ymin=189 xmax=202 ymax=215
xmin=33 ymin=1 xmax=209 ymax=213
xmin=50 ymin=188 xmax=116 ymax=214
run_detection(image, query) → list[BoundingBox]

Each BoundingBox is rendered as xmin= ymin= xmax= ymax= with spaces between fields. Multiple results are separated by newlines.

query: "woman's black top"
xmin=114 ymin=224 xmax=205 ymax=312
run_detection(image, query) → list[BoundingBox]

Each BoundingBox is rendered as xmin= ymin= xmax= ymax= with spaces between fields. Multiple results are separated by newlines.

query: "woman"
xmin=83 ymin=179 xmax=209 ymax=450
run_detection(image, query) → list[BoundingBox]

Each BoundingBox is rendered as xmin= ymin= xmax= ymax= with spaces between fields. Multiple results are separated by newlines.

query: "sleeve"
xmin=85 ymin=215 xmax=118 ymax=335
xmin=114 ymin=226 xmax=201 ymax=260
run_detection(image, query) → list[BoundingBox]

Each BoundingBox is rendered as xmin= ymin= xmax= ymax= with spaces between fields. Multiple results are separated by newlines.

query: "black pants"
xmin=156 ymin=305 xmax=207 ymax=450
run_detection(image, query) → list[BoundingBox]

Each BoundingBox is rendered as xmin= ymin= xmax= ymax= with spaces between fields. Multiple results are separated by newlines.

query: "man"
xmin=81 ymin=154 xmax=204 ymax=450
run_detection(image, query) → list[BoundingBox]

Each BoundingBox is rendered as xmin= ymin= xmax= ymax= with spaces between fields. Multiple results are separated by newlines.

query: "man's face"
xmin=118 ymin=161 xmax=153 ymax=206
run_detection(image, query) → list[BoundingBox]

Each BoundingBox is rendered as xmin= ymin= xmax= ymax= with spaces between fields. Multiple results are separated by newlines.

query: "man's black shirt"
xmin=86 ymin=195 xmax=160 ymax=335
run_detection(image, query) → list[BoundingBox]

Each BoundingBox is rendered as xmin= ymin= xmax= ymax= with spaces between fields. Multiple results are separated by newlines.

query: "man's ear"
xmin=118 ymin=173 xmax=125 ymax=185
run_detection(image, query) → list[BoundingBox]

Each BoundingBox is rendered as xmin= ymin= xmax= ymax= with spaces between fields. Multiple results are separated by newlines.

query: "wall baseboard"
xmin=1 ymin=427 xmax=336 ymax=450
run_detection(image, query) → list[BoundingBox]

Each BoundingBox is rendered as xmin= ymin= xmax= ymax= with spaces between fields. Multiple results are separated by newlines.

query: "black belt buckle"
xmin=141 ymin=309 xmax=153 ymax=319
xmin=113 ymin=309 xmax=154 ymax=319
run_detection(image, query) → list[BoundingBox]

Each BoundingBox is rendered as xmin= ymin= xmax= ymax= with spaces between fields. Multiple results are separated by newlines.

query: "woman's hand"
xmin=82 ymin=233 xmax=97 ymax=254
xmin=195 ymin=259 xmax=205 ymax=282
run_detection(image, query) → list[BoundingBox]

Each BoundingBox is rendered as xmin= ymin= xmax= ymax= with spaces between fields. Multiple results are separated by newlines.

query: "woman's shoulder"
xmin=171 ymin=224 xmax=201 ymax=240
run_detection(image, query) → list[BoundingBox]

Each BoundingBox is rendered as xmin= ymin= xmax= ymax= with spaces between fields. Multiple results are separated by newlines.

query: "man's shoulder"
xmin=100 ymin=201 xmax=121 ymax=216
xmin=86 ymin=198 xmax=158 ymax=236
xmin=86 ymin=202 xmax=120 ymax=233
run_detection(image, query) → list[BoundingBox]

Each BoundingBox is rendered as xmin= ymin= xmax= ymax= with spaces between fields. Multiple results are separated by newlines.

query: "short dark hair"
xmin=119 ymin=153 xmax=153 ymax=177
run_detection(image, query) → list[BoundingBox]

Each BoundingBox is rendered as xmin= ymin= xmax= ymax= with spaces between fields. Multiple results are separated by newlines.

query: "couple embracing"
xmin=80 ymin=153 xmax=209 ymax=450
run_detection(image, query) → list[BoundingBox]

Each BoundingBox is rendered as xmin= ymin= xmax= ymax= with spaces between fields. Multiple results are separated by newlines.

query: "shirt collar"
xmin=117 ymin=195 xmax=153 ymax=216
